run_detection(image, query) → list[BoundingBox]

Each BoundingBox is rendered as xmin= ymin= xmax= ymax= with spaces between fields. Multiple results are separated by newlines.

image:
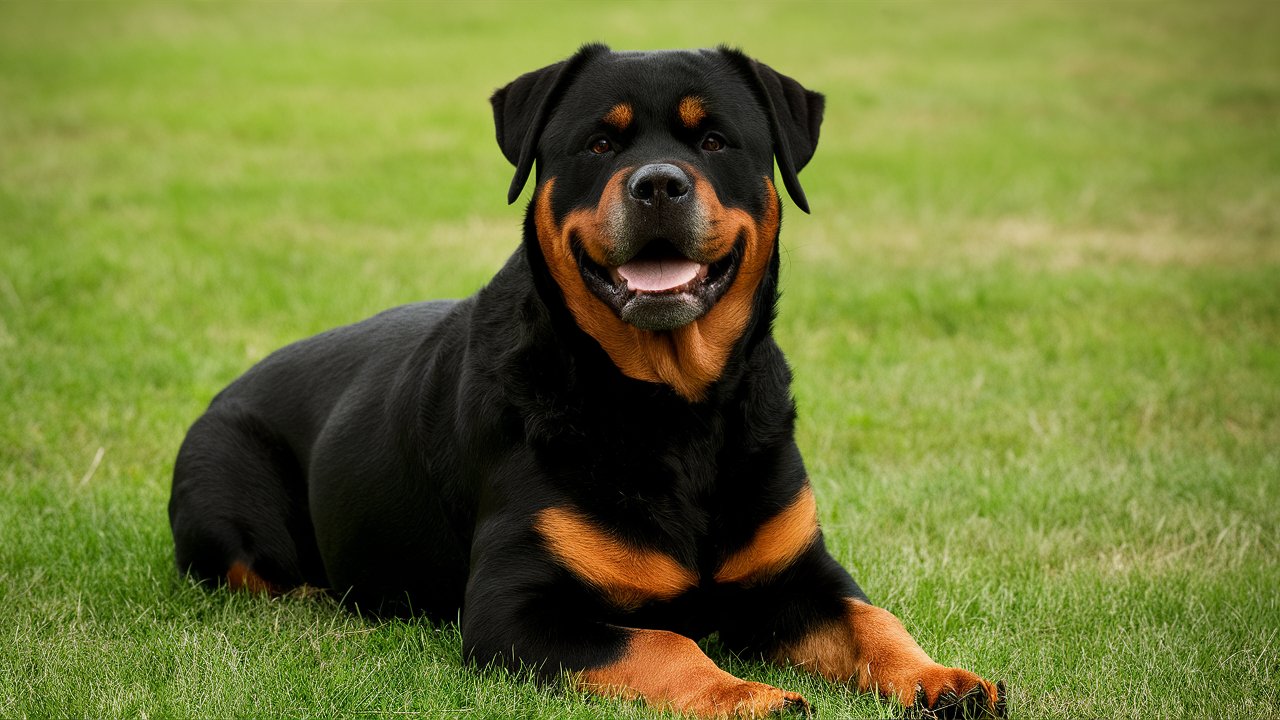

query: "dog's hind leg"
xmin=169 ymin=404 xmax=325 ymax=594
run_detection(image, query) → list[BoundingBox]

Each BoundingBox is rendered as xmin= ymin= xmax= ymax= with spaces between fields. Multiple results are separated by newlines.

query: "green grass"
xmin=2 ymin=1 xmax=1277 ymax=717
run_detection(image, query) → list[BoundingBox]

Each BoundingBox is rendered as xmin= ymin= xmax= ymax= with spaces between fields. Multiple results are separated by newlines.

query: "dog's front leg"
xmin=776 ymin=595 xmax=1006 ymax=717
xmin=462 ymin=515 xmax=811 ymax=718
xmin=577 ymin=626 xmax=810 ymax=718
xmin=463 ymin=596 xmax=810 ymax=718
xmin=722 ymin=545 xmax=1006 ymax=718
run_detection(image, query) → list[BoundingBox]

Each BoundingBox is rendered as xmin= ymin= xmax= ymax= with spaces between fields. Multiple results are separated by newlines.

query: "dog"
xmin=170 ymin=44 xmax=1006 ymax=718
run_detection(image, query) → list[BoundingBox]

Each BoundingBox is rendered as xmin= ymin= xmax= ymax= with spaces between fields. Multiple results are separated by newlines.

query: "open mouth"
xmin=575 ymin=236 xmax=742 ymax=331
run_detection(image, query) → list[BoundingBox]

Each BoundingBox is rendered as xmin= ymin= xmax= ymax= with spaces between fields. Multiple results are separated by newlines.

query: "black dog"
xmin=170 ymin=44 xmax=1005 ymax=718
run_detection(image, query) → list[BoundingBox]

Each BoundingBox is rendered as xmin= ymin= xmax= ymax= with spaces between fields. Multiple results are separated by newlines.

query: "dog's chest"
xmin=533 ymin=385 xmax=811 ymax=610
xmin=534 ymin=484 xmax=817 ymax=612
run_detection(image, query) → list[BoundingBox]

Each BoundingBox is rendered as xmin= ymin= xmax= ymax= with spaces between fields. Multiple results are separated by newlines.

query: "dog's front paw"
xmin=691 ymin=679 xmax=812 ymax=718
xmin=902 ymin=667 xmax=1005 ymax=719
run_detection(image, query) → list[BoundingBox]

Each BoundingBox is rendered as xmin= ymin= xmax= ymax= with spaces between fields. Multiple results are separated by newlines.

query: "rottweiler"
xmin=170 ymin=44 xmax=1006 ymax=718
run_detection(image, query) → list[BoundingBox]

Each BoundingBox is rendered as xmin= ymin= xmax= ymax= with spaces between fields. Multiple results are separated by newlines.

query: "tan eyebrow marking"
xmin=603 ymin=103 xmax=633 ymax=130
xmin=678 ymin=96 xmax=707 ymax=128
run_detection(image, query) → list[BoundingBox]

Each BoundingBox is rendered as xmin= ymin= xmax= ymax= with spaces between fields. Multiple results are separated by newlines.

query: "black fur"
xmin=171 ymin=45 xmax=867 ymax=683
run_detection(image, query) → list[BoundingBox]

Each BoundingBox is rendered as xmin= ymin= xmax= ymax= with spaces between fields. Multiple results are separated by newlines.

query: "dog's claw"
xmin=904 ymin=683 xmax=928 ymax=719
xmin=780 ymin=693 xmax=814 ymax=717
xmin=904 ymin=675 xmax=1006 ymax=719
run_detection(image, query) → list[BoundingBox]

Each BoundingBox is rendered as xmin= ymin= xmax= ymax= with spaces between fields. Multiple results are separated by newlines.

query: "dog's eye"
xmin=700 ymin=134 xmax=726 ymax=152
xmin=590 ymin=138 xmax=612 ymax=154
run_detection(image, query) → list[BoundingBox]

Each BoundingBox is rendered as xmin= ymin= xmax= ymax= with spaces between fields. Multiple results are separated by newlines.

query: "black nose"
xmin=628 ymin=163 xmax=692 ymax=204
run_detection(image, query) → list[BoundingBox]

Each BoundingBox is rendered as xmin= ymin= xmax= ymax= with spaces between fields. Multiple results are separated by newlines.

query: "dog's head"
xmin=492 ymin=45 xmax=823 ymax=401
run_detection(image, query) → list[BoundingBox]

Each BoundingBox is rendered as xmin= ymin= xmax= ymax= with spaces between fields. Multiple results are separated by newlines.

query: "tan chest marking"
xmin=535 ymin=507 xmax=698 ymax=610
xmin=715 ymin=485 xmax=819 ymax=585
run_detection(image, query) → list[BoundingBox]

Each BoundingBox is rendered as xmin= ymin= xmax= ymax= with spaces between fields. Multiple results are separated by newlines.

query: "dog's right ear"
xmin=491 ymin=43 xmax=610 ymax=205
xmin=717 ymin=46 xmax=824 ymax=214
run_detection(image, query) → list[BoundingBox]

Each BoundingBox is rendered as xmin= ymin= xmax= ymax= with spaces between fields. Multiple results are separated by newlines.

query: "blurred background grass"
xmin=1 ymin=1 xmax=1277 ymax=718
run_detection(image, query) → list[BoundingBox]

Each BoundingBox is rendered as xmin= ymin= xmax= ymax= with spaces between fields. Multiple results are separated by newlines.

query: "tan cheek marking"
xmin=535 ymin=507 xmax=697 ymax=610
xmin=603 ymin=102 xmax=633 ymax=130
xmin=561 ymin=171 xmax=629 ymax=268
xmin=679 ymin=96 xmax=707 ymax=128
xmin=715 ymin=484 xmax=819 ymax=585
xmin=534 ymin=176 xmax=621 ymax=322
xmin=536 ymin=175 xmax=660 ymax=386
xmin=658 ymin=173 xmax=779 ymax=398
xmin=579 ymin=628 xmax=810 ymax=717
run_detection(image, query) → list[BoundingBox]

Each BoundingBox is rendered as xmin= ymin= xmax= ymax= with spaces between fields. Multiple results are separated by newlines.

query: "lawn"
xmin=1 ymin=1 xmax=1277 ymax=717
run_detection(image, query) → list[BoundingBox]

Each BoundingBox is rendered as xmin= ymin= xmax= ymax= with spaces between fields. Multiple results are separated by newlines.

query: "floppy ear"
xmin=719 ymin=47 xmax=825 ymax=213
xmin=491 ymin=43 xmax=610 ymax=204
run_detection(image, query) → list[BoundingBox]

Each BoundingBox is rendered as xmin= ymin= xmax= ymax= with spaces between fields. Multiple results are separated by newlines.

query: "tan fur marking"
xmin=535 ymin=507 xmax=697 ymax=610
xmin=534 ymin=175 xmax=780 ymax=402
xmin=776 ymin=599 xmax=1001 ymax=710
xmin=579 ymin=628 xmax=810 ymax=718
xmin=715 ymin=485 xmax=819 ymax=585
xmin=679 ymin=96 xmax=707 ymax=128
xmin=603 ymin=103 xmax=633 ymax=130
xmin=226 ymin=561 xmax=274 ymax=594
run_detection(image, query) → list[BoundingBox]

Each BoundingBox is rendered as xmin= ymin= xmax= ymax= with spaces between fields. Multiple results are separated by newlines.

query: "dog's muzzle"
xmin=576 ymin=163 xmax=742 ymax=331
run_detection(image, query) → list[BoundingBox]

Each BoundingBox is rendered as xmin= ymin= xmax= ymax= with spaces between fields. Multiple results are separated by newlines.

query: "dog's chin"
xmin=576 ymin=237 xmax=742 ymax=332
xmin=617 ymin=293 xmax=706 ymax=331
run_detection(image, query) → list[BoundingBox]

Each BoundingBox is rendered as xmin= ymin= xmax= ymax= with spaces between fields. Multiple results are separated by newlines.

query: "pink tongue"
xmin=617 ymin=258 xmax=703 ymax=292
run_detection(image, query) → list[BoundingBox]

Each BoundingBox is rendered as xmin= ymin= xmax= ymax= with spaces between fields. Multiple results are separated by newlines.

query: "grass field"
xmin=2 ymin=1 xmax=1278 ymax=717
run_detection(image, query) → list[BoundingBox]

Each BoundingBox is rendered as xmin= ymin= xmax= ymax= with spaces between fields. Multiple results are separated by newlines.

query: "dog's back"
xmin=170 ymin=298 xmax=469 ymax=613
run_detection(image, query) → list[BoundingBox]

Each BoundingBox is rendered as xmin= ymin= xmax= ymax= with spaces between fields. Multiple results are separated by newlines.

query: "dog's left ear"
xmin=719 ymin=47 xmax=825 ymax=214
xmin=491 ymin=43 xmax=610 ymax=204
